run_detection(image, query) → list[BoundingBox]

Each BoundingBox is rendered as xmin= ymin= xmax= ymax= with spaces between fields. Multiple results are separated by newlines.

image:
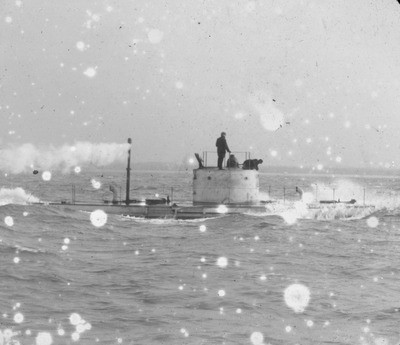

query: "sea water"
xmin=1 ymin=170 xmax=400 ymax=345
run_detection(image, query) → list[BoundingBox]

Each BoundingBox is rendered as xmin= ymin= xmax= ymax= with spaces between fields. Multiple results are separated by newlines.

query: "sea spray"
xmin=0 ymin=187 xmax=40 ymax=206
xmin=307 ymin=179 xmax=400 ymax=214
xmin=0 ymin=142 xmax=130 ymax=174
xmin=308 ymin=179 xmax=365 ymax=203
xmin=363 ymin=190 xmax=400 ymax=214
xmin=259 ymin=191 xmax=271 ymax=201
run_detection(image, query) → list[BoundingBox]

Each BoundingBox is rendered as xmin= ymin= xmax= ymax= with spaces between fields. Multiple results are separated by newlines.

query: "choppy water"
xmin=1 ymin=170 xmax=400 ymax=345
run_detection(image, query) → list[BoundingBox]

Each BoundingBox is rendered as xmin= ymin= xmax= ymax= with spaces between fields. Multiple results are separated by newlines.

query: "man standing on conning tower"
xmin=216 ymin=132 xmax=231 ymax=170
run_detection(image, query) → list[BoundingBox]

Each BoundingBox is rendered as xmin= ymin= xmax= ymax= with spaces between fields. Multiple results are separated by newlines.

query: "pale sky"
xmin=2 ymin=0 xmax=400 ymax=170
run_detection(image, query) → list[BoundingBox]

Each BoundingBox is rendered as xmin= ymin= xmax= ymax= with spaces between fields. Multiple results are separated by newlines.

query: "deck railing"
xmin=21 ymin=179 xmax=368 ymax=207
xmin=265 ymin=185 xmax=368 ymax=206
xmin=202 ymin=151 xmax=251 ymax=168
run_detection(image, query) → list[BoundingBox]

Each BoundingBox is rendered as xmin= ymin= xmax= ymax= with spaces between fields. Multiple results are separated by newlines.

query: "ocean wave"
xmin=13 ymin=243 xmax=43 ymax=254
xmin=121 ymin=215 xmax=221 ymax=224
xmin=0 ymin=241 xmax=44 ymax=254
xmin=243 ymin=201 xmax=376 ymax=221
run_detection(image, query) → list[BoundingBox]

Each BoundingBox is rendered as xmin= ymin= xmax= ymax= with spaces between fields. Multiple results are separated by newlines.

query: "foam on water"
xmin=253 ymin=178 xmax=400 ymax=220
xmin=306 ymin=203 xmax=376 ymax=220
xmin=122 ymin=215 xmax=221 ymax=224
xmin=246 ymin=199 xmax=374 ymax=221
xmin=13 ymin=244 xmax=42 ymax=253
xmin=305 ymin=179 xmax=400 ymax=212
xmin=308 ymin=179 xmax=400 ymax=216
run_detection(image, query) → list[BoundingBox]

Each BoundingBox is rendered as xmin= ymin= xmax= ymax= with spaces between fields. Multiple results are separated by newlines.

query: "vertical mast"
xmin=126 ymin=138 xmax=132 ymax=205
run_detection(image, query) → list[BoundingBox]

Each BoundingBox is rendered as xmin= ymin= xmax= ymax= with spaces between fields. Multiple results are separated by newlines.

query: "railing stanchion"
xmin=71 ymin=185 xmax=76 ymax=204
xmin=283 ymin=187 xmax=286 ymax=204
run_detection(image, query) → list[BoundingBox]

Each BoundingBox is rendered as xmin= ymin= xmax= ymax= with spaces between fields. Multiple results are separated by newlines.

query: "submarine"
xmin=32 ymin=138 xmax=267 ymax=219
xmin=31 ymin=138 xmax=375 ymax=219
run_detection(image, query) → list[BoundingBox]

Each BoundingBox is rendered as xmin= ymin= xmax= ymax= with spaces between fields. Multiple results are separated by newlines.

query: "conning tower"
xmin=193 ymin=152 xmax=259 ymax=205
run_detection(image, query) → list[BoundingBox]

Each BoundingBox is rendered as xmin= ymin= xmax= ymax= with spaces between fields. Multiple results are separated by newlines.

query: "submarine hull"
xmin=29 ymin=202 xmax=267 ymax=219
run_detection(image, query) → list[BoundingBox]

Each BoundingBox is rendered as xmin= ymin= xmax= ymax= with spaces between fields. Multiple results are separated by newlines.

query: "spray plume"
xmin=0 ymin=187 xmax=40 ymax=205
xmin=0 ymin=142 xmax=130 ymax=174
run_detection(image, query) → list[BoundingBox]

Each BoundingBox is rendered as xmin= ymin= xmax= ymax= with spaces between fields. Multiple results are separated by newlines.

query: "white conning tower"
xmin=192 ymin=168 xmax=259 ymax=205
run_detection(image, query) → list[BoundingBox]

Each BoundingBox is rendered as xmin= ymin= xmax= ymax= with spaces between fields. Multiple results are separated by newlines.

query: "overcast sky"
xmin=2 ymin=0 xmax=400 ymax=170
